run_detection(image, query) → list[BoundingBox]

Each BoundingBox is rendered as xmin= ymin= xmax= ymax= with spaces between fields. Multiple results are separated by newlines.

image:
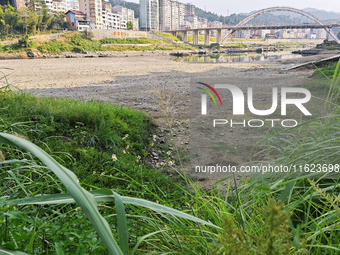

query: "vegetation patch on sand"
xmin=0 ymin=31 xmax=196 ymax=54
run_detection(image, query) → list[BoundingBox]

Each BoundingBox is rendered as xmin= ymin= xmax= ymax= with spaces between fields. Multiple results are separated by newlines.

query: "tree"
xmin=37 ymin=7 xmax=52 ymax=31
xmin=126 ymin=21 xmax=133 ymax=30
xmin=0 ymin=6 xmax=5 ymax=32
xmin=49 ymin=12 xmax=66 ymax=30
xmin=3 ymin=5 xmax=20 ymax=33
xmin=26 ymin=10 xmax=38 ymax=34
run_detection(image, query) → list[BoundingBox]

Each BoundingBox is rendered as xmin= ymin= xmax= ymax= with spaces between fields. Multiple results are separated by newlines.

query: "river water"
xmin=173 ymin=50 xmax=303 ymax=63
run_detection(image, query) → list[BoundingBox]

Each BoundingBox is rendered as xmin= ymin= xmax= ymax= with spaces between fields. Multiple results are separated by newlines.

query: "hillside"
xmin=302 ymin=8 xmax=340 ymax=21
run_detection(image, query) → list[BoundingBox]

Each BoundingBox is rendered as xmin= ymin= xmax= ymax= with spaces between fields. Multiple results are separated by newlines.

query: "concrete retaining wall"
xmin=89 ymin=29 xmax=175 ymax=43
xmin=90 ymin=29 xmax=147 ymax=40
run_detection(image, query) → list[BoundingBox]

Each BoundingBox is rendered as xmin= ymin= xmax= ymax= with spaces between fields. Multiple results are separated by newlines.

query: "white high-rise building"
xmin=159 ymin=0 xmax=185 ymax=30
xmin=79 ymin=0 xmax=103 ymax=29
xmin=159 ymin=0 xmax=171 ymax=30
xmin=112 ymin=5 xmax=138 ymax=30
xmin=140 ymin=0 xmax=159 ymax=30
xmin=65 ymin=0 xmax=79 ymax=11
xmin=102 ymin=10 xmax=121 ymax=29
xmin=52 ymin=0 xmax=66 ymax=12
xmin=185 ymin=3 xmax=195 ymax=16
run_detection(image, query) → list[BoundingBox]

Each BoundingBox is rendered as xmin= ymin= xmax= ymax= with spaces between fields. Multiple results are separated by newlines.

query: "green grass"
xmin=316 ymin=39 xmax=340 ymax=50
xmin=0 ymin=32 xmax=197 ymax=54
xmin=187 ymin=34 xmax=219 ymax=43
xmin=154 ymin=32 xmax=180 ymax=42
xmin=312 ymin=61 xmax=339 ymax=79
xmin=0 ymin=92 xmax=176 ymax=196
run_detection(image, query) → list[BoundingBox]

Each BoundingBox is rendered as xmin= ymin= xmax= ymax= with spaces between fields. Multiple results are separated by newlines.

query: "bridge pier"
xmin=182 ymin=31 xmax=188 ymax=42
xmin=171 ymin=32 xmax=177 ymax=38
xmin=193 ymin=30 xmax=199 ymax=45
xmin=216 ymin=29 xmax=222 ymax=44
xmin=204 ymin=29 xmax=210 ymax=46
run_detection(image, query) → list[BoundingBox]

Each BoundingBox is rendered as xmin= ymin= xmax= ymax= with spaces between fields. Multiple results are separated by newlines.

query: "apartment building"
xmin=65 ymin=0 xmax=79 ymax=11
xmin=112 ymin=5 xmax=138 ymax=30
xmin=159 ymin=0 xmax=185 ymax=30
xmin=66 ymin=10 xmax=90 ymax=31
xmin=184 ymin=14 xmax=197 ymax=28
xmin=52 ymin=0 xmax=66 ymax=13
xmin=140 ymin=0 xmax=159 ymax=30
xmin=133 ymin=18 xmax=139 ymax=30
xmin=176 ymin=1 xmax=185 ymax=29
xmin=79 ymin=0 xmax=103 ymax=29
xmin=34 ymin=0 xmax=52 ymax=13
xmin=159 ymin=0 xmax=171 ymax=30
xmin=102 ymin=10 xmax=121 ymax=29
xmin=207 ymin=20 xmax=222 ymax=28
xmin=197 ymin=17 xmax=207 ymax=28
xmin=185 ymin=3 xmax=195 ymax=16
xmin=11 ymin=0 xmax=26 ymax=10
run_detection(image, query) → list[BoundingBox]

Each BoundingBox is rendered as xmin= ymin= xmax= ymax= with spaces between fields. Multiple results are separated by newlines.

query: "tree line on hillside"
xmin=195 ymin=9 xmax=318 ymax=25
xmin=0 ymin=1 xmax=66 ymax=36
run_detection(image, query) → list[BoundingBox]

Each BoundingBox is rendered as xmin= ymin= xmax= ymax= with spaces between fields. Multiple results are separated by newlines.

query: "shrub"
xmin=37 ymin=40 xmax=72 ymax=53
xmin=17 ymin=35 xmax=34 ymax=48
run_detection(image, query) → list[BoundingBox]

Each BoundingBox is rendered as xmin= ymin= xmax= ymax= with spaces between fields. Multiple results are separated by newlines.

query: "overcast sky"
xmin=130 ymin=0 xmax=340 ymax=16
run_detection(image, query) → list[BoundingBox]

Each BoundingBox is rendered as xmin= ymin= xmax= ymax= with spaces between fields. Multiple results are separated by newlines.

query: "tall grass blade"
xmin=279 ymin=180 xmax=295 ymax=204
xmin=130 ymin=230 xmax=167 ymax=255
xmin=0 ymin=246 xmax=29 ymax=255
xmin=0 ymin=189 xmax=221 ymax=229
xmin=293 ymin=224 xmax=301 ymax=249
xmin=0 ymin=132 xmax=123 ymax=255
xmin=326 ymin=59 xmax=340 ymax=102
xmin=113 ymin=191 xmax=129 ymax=255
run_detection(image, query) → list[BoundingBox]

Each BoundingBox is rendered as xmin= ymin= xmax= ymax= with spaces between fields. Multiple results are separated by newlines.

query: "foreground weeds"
xmin=1 ymin=62 xmax=340 ymax=254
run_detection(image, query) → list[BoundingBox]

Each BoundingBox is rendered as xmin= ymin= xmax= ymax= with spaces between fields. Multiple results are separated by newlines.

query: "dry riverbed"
xmin=0 ymin=52 xmax=327 ymax=183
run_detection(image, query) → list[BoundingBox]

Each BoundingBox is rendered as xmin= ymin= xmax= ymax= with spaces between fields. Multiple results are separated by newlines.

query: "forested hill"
xmin=194 ymin=7 xmax=340 ymax=24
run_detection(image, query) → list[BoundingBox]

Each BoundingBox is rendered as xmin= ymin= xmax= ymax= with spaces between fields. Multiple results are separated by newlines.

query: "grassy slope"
xmin=0 ymin=92 xmax=184 ymax=198
xmin=0 ymin=32 xmax=196 ymax=54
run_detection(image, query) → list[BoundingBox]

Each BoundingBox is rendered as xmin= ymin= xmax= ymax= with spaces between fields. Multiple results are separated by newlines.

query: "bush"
xmin=83 ymin=30 xmax=94 ymax=40
xmin=37 ymin=39 xmax=72 ymax=53
xmin=17 ymin=35 xmax=34 ymax=48
xmin=69 ymin=34 xmax=101 ymax=51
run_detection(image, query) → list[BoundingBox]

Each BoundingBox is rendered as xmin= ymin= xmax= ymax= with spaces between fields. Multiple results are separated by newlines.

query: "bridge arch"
xmin=220 ymin=6 xmax=340 ymax=44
